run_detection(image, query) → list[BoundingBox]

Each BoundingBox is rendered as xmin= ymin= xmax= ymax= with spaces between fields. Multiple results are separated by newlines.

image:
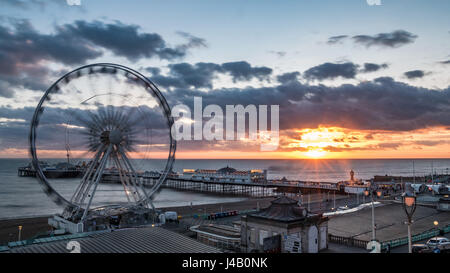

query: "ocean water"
xmin=0 ymin=158 xmax=449 ymax=218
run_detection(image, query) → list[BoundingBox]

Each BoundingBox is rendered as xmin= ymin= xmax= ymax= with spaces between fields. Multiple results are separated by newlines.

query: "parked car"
xmin=412 ymin=244 xmax=431 ymax=253
xmin=426 ymin=237 xmax=450 ymax=251
xmin=164 ymin=211 xmax=179 ymax=222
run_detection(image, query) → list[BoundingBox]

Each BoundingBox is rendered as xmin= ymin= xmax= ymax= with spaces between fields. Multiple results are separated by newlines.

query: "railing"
xmin=381 ymin=224 xmax=450 ymax=249
xmin=329 ymin=224 xmax=450 ymax=250
xmin=328 ymin=234 xmax=369 ymax=249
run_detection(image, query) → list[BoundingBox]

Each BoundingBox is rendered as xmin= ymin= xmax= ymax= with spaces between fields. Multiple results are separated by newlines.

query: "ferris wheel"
xmin=29 ymin=63 xmax=176 ymax=226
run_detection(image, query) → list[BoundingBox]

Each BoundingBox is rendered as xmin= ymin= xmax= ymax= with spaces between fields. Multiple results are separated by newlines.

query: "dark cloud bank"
xmin=147 ymin=61 xmax=273 ymax=89
xmin=0 ymin=18 xmax=205 ymax=94
xmin=163 ymin=76 xmax=449 ymax=133
xmin=302 ymin=62 xmax=388 ymax=81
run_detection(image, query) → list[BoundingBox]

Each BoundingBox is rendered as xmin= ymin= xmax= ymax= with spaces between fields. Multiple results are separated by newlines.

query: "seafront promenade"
xmin=1 ymin=193 xmax=449 ymax=253
xmin=328 ymin=203 xmax=449 ymax=242
xmin=0 ymin=193 xmax=346 ymax=245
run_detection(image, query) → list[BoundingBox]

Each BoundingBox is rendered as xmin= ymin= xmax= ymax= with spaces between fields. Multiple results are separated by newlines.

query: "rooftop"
xmin=6 ymin=227 xmax=221 ymax=253
xmin=192 ymin=224 xmax=241 ymax=239
xmin=247 ymin=195 xmax=311 ymax=223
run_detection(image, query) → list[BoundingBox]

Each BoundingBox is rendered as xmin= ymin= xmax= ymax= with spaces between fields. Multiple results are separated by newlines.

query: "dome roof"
xmin=249 ymin=195 xmax=308 ymax=222
xmin=217 ymin=166 xmax=237 ymax=174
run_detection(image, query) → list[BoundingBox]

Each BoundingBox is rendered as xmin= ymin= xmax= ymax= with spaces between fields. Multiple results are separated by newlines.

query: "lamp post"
xmin=18 ymin=225 xmax=22 ymax=241
xmin=402 ymin=191 xmax=417 ymax=253
xmin=364 ymin=185 xmax=381 ymax=242
xmin=434 ymin=221 xmax=439 ymax=242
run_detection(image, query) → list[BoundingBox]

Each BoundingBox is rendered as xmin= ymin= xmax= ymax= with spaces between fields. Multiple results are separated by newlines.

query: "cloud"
xmin=303 ymin=62 xmax=359 ymax=80
xmin=326 ymin=35 xmax=348 ymax=45
xmin=145 ymin=67 xmax=162 ymax=76
xmin=277 ymin=72 xmax=300 ymax=84
xmin=64 ymin=20 xmax=197 ymax=61
xmin=404 ymin=70 xmax=426 ymax=79
xmin=166 ymin=76 xmax=450 ymax=132
xmin=221 ymin=61 xmax=272 ymax=82
xmin=439 ymin=60 xmax=450 ymax=65
xmin=1 ymin=76 xmax=449 ymax=154
xmin=0 ymin=18 xmax=207 ymax=97
xmin=0 ymin=18 xmax=102 ymax=95
xmin=0 ymin=104 xmax=169 ymax=152
xmin=176 ymin=31 xmax=208 ymax=50
xmin=352 ymin=30 xmax=417 ymax=48
xmin=0 ymin=19 xmax=102 ymax=69
xmin=152 ymin=62 xmax=222 ymax=89
xmin=360 ymin=63 xmax=389 ymax=73
xmin=148 ymin=61 xmax=273 ymax=89
xmin=268 ymin=51 xmax=287 ymax=57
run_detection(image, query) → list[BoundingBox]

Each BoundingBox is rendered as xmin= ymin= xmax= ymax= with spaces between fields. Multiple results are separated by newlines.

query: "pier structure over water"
xmin=101 ymin=172 xmax=344 ymax=197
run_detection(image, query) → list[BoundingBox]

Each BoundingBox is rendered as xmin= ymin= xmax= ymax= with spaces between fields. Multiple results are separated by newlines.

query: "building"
xmin=190 ymin=224 xmax=241 ymax=252
xmin=3 ymin=227 xmax=221 ymax=253
xmin=240 ymin=196 xmax=329 ymax=253
xmin=182 ymin=166 xmax=267 ymax=183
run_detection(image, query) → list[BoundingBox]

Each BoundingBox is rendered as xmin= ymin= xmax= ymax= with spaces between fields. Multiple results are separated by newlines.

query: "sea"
xmin=1 ymin=158 xmax=449 ymax=219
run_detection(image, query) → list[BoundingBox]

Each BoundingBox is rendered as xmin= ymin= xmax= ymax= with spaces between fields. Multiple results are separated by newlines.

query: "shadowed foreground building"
xmin=3 ymin=227 xmax=221 ymax=253
xmin=240 ymin=196 xmax=329 ymax=253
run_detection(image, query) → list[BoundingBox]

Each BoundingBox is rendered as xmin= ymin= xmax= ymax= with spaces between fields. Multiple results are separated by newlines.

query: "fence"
xmin=328 ymin=234 xmax=369 ymax=249
xmin=381 ymin=224 xmax=450 ymax=249
xmin=329 ymin=224 xmax=450 ymax=250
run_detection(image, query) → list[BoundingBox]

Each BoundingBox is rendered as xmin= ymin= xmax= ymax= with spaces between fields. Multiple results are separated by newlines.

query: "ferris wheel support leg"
xmin=80 ymin=144 xmax=113 ymax=223
xmin=71 ymin=146 xmax=105 ymax=204
xmin=118 ymin=147 xmax=154 ymax=210
xmin=76 ymin=145 xmax=112 ymax=207
xmin=112 ymin=154 xmax=133 ymax=203
xmin=120 ymin=156 xmax=144 ymax=202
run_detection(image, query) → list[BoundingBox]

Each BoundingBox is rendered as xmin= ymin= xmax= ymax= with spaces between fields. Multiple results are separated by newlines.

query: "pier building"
xmin=182 ymin=166 xmax=267 ymax=183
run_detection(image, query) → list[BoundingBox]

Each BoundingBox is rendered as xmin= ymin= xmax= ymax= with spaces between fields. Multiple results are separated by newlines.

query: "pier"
xmin=101 ymin=173 xmax=344 ymax=197
xmin=17 ymin=167 xmax=84 ymax=178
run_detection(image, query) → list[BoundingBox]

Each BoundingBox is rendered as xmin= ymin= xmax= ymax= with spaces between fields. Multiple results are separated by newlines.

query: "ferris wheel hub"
xmin=109 ymin=129 xmax=123 ymax=145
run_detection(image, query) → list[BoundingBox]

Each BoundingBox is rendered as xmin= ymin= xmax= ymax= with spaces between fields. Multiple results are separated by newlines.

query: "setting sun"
xmin=305 ymin=149 xmax=327 ymax=158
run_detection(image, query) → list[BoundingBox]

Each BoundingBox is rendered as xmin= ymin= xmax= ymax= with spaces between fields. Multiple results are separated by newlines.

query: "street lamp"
xmin=364 ymin=187 xmax=380 ymax=242
xmin=402 ymin=192 xmax=417 ymax=253
xmin=18 ymin=225 xmax=22 ymax=241
xmin=434 ymin=221 xmax=439 ymax=242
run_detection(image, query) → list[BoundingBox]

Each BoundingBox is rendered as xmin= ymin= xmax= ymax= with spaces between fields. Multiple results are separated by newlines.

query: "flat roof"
xmin=193 ymin=224 xmax=241 ymax=239
xmin=6 ymin=227 xmax=221 ymax=253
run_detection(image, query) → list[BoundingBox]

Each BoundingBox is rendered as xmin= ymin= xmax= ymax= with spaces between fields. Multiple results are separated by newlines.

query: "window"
xmin=259 ymin=230 xmax=269 ymax=245
xmin=249 ymin=228 xmax=256 ymax=244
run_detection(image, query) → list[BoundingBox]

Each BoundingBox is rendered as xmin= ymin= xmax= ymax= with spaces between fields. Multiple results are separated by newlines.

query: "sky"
xmin=0 ymin=0 xmax=449 ymax=159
